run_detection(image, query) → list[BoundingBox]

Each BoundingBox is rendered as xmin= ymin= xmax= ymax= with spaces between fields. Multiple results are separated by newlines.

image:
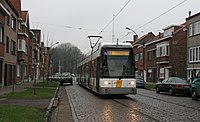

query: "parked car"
xmin=191 ymin=78 xmax=200 ymax=100
xmin=48 ymin=75 xmax=57 ymax=81
xmin=60 ymin=72 xmax=73 ymax=86
xmin=47 ymin=74 xmax=60 ymax=81
xmin=155 ymin=77 xmax=191 ymax=96
xmin=135 ymin=73 xmax=145 ymax=88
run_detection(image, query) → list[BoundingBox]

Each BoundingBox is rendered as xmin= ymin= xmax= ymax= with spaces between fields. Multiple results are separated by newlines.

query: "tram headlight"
xmin=130 ymin=81 xmax=135 ymax=85
xmin=104 ymin=81 xmax=109 ymax=85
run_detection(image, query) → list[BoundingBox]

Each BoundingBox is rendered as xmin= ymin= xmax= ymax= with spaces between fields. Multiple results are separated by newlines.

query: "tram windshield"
xmin=101 ymin=49 xmax=134 ymax=78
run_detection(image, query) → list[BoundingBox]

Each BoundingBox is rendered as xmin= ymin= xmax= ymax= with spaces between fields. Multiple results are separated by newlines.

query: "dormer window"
xmin=163 ymin=27 xmax=174 ymax=37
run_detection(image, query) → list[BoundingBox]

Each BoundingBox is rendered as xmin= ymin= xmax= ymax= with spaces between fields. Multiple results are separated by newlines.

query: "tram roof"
xmin=100 ymin=42 xmax=133 ymax=47
xmin=85 ymin=42 xmax=133 ymax=56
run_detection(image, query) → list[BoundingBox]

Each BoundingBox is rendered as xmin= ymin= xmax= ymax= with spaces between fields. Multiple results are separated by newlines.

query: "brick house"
xmin=0 ymin=1 xmax=10 ymax=86
xmin=131 ymin=32 xmax=155 ymax=81
xmin=1 ymin=0 xmax=19 ymax=86
xmin=186 ymin=12 xmax=200 ymax=81
xmin=145 ymin=24 xmax=187 ymax=82
xmin=31 ymin=29 xmax=41 ymax=80
xmin=16 ymin=10 xmax=31 ymax=82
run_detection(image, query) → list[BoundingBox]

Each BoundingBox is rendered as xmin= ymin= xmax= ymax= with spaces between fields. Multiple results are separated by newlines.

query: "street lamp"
xmin=50 ymin=42 xmax=59 ymax=48
xmin=126 ymin=27 xmax=138 ymax=41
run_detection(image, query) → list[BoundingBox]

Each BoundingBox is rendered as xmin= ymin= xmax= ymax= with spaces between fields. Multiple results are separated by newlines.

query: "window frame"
xmin=194 ymin=21 xmax=200 ymax=35
xmin=189 ymin=46 xmax=200 ymax=63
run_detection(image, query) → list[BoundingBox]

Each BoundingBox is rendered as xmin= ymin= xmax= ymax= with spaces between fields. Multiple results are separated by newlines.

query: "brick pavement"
xmin=50 ymin=86 xmax=74 ymax=122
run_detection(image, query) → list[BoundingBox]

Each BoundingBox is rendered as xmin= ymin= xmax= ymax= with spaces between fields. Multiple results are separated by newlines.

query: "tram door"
xmin=96 ymin=57 xmax=100 ymax=92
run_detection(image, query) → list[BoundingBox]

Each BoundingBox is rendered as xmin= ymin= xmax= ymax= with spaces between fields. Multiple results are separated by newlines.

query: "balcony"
xmin=156 ymin=56 xmax=169 ymax=64
xmin=17 ymin=52 xmax=26 ymax=61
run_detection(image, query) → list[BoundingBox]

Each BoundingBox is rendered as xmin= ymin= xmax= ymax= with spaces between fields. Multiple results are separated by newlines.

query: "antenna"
xmin=116 ymin=38 xmax=119 ymax=46
xmin=112 ymin=14 xmax=115 ymax=42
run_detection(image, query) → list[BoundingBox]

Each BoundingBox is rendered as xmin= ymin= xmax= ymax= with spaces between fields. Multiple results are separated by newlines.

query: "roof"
xmin=9 ymin=0 xmax=21 ymax=15
xmin=21 ymin=11 xmax=28 ymax=22
xmin=132 ymin=32 xmax=155 ymax=46
xmin=186 ymin=12 xmax=200 ymax=20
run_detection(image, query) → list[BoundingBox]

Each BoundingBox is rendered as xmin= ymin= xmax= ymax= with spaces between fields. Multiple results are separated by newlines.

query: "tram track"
xmin=111 ymin=98 xmax=160 ymax=122
xmin=136 ymin=93 xmax=200 ymax=111
xmin=110 ymin=92 xmax=200 ymax=122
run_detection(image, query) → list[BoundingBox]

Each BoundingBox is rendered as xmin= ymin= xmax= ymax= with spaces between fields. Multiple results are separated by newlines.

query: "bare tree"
xmin=51 ymin=43 xmax=84 ymax=75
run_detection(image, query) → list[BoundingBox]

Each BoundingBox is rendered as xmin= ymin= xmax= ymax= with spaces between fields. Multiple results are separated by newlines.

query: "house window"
xmin=140 ymin=52 xmax=143 ymax=60
xmin=10 ymin=40 xmax=16 ymax=55
xmin=6 ymin=37 xmax=9 ymax=53
xmin=164 ymin=27 xmax=174 ymax=37
xmin=18 ymin=39 xmax=26 ymax=52
xmin=189 ymin=24 xmax=193 ymax=37
xmin=196 ymin=47 xmax=199 ymax=61
xmin=148 ymin=51 xmax=152 ymax=60
xmin=135 ymin=54 xmax=138 ymax=61
xmin=194 ymin=21 xmax=200 ymax=35
xmin=0 ymin=26 xmax=4 ymax=43
xmin=147 ymin=69 xmax=152 ymax=78
xmin=189 ymin=46 xmax=200 ymax=63
xmin=11 ymin=15 xmax=16 ymax=31
xmin=160 ymin=68 xmax=164 ymax=79
xmin=156 ymin=44 xmax=169 ymax=57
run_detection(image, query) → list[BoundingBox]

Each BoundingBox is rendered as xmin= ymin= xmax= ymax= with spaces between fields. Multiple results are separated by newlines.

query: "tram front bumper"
xmin=99 ymin=87 xmax=137 ymax=95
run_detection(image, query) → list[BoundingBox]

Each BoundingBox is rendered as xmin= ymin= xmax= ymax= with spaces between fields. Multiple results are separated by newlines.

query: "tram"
xmin=77 ymin=42 xmax=137 ymax=95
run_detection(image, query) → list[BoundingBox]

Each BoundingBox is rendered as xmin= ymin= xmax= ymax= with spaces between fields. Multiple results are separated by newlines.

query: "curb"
xmin=45 ymin=83 xmax=60 ymax=122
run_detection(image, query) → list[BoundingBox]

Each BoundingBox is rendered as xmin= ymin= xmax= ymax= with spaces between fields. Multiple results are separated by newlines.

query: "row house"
xmin=0 ymin=0 xmax=19 ymax=86
xmin=0 ymin=0 xmax=42 ymax=87
xmin=0 ymin=1 xmax=10 ymax=86
xmin=186 ymin=12 xmax=200 ymax=81
xmin=145 ymin=24 xmax=187 ymax=82
xmin=17 ymin=10 xmax=29 ymax=82
xmin=31 ymin=29 xmax=41 ymax=80
xmin=10 ymin=0 xmax=33 ymax=83
xmin=40 ymin=44 xmax=51 ymax=80
xmin=132 ymin=32 xmax=155 ymax=81
xmin=11 ymin=0 xmax=42 ymax=83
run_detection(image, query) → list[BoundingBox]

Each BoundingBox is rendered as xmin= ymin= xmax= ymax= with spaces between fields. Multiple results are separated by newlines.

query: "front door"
xmin=165 ymin=68 xmax=169 ymax=79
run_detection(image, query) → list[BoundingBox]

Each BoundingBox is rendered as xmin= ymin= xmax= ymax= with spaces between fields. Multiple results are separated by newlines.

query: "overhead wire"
xmin=98 ymin=0 xmax=132 ymax=35
xmin=135 ymin=0 xmax=188 ymax=31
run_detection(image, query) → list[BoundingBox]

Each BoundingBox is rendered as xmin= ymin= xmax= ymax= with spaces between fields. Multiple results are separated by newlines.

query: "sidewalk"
xmin=50 ymin=86 xmax=74 ymax=122
xmin=0 ymin=82 xmax=33 ymax=96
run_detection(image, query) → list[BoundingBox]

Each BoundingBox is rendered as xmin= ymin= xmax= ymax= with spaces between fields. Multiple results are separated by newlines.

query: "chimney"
xmin=189 ymin=11 xmax=191 ymax=17
xmin=134 ymin=35 xmax=138 ymax=41
xmin=159 ymin=32 xmax=162 ymax=38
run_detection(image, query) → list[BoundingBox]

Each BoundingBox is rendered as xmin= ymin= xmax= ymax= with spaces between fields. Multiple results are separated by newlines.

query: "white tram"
xmin=77 ymin=42 xmax=137 ymax=95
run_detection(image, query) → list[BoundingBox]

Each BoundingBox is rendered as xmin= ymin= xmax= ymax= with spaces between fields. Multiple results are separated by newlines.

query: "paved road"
xmin=64 ymin=83 xmax=200 ymax=122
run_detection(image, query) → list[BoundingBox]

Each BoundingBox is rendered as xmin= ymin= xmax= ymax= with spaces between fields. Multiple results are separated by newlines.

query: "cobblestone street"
xmin=63 ymin=83 xmax=200 ymax=122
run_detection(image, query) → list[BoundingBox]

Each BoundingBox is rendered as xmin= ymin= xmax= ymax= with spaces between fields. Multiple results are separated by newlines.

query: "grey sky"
xmin=21 ymin=0 xmax=200 ymax=53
